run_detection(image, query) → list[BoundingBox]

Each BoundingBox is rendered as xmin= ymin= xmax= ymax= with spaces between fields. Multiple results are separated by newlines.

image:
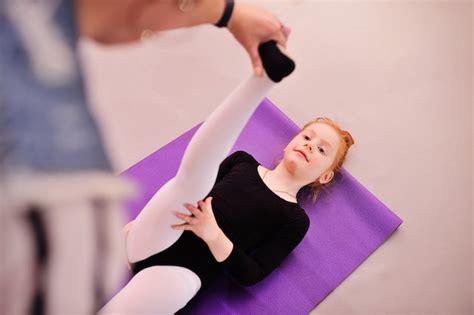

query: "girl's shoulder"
xmin=215 ymin=150 xmax=258 ymax=182
xmin=225 ymin=150 xmax=258 ymax=166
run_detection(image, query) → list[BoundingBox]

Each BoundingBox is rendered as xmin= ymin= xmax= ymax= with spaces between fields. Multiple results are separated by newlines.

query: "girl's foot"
xmin=258 ymin=40 xmax=295 ymax=82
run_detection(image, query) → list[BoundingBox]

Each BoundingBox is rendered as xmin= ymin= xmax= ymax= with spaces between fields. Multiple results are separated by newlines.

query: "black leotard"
xmin=132 ymin=150 xmax=310 ymax=291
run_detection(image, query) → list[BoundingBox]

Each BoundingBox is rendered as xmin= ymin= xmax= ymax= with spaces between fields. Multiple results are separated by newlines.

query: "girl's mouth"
xmin=295 ymin=150 xmax=308 ymax=162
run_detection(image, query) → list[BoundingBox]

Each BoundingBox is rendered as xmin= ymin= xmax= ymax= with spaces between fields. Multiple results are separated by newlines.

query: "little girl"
xmin=100 ymin=42 xmax=354 ymax=314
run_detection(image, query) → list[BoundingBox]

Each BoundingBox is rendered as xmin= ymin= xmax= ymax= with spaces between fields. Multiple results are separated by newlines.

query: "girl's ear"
xmin=319 ymin=171 xmax=334 ymax=184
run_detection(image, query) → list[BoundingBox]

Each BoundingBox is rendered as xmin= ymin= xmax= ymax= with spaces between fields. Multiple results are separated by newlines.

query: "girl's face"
xmin=282 ymin=123 xmax=340 ymax=184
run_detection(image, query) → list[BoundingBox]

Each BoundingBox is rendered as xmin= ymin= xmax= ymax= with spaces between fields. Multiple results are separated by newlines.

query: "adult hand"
xmin=227 ymin=3 xmax=292 ymax=77
xmin=171 ymin=196 xmax=222 ymax=243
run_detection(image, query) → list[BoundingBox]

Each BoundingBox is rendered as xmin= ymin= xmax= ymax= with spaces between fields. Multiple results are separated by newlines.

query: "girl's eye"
xmin=318 ymin=147 xmax=326 ymax=154
xmin=304 ymin=135 xmax=310 ymax=140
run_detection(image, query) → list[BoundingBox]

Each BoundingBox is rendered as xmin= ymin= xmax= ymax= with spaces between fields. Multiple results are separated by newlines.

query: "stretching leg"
xmin=126 ymin=42 xmax=295 ymax=263
xmin=126 ymin=73 xmax=276 ymax=263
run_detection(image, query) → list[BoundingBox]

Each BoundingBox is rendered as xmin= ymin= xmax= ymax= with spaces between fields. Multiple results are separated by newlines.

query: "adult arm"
xmin=75 ymin=0 xmax=289 ymax=75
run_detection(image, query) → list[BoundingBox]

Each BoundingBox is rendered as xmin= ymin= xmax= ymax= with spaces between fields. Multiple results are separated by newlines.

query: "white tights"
xmin=99 ymin=73 xmax=275 ymax=314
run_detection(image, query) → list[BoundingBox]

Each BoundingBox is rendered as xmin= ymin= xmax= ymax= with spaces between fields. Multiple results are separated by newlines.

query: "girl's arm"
xmin=206 ymin=230 xmax=234 ymax=262
xmin=217 ymin=211 xmax=310 ymax=286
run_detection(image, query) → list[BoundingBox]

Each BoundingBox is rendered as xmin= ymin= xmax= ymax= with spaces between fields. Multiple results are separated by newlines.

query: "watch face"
xmin=178 ymin=0 xmax=195 ymax=12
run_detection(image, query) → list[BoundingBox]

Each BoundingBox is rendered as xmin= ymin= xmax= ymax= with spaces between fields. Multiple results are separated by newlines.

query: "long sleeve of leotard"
xmin=214 ymin=150 xmax=249 ymax=183
xmin=218 ymin=206 xmax=310 ymax=286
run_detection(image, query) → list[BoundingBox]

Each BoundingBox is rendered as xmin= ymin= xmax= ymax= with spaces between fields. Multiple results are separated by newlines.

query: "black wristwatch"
xmin=214 ymin=0 xmax=235 ymax=28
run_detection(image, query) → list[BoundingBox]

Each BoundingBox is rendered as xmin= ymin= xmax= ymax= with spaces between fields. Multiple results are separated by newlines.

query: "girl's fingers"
xmin=184 ymin=203 xmax=202 ymax=217
xmin=205 ymin=197 xmax=213 ymax=207
xmin=171 ymin=223 xmax=191 ymax=231
xmin=199 ymin=201 xmax=207 ymax=212
xmin=197 ymin=200 xmax=206 ymax=211
xmin=176 ymin=212 xmax=196 ymax=224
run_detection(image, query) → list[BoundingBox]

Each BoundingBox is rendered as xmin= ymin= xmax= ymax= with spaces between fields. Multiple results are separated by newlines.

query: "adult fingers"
xmin=281 ymin=23 xmax=291 ymax=38
xmin=272 ymin=30 xmax=288 ymax=49
xmin=249 ymin=44 xmax=264 ymax=77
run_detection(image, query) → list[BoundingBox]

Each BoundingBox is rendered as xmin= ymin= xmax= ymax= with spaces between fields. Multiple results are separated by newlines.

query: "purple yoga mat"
xmin=120 ymin=98 xmax=403 ymax=314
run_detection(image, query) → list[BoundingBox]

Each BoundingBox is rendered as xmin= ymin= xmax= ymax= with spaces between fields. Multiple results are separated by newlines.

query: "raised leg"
xmin=126 ymin=42 xmax=294 ymax=263
xmin=126 ymin=74 xmax=276 ymax=262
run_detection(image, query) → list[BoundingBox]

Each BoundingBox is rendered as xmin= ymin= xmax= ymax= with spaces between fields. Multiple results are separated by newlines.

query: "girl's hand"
xmin=171 ymin=196 xmax=222 ymax=243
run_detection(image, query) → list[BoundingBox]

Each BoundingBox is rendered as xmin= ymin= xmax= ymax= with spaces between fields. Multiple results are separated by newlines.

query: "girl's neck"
xmin=263 ymin=163 xmax=307 ymax=197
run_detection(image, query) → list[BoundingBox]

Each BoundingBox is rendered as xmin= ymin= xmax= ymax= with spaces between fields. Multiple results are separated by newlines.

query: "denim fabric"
xmin=0 ymin=0 xmax=111 ymax=174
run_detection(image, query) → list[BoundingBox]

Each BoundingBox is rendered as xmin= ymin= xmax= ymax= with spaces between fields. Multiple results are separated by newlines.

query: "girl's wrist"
xmin=206 ymin=229 xmax=234 ymax=262
xmin=206 ymin=228 xmax=224 ymax=244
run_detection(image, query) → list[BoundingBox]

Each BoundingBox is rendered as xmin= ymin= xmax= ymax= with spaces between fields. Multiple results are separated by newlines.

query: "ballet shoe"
xmin=258 ymin=40 xmax=296 ymax=82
